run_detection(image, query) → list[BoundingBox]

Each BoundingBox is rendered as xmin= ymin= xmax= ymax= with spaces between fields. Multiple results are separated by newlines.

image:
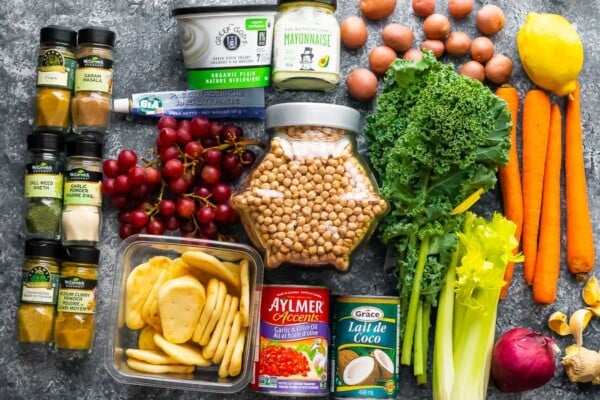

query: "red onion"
xmin=491 ymin=327 xmax=560 ymax=392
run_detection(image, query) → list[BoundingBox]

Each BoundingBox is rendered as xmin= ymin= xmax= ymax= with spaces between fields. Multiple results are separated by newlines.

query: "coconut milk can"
xmin=331 ymin=296 xmax=400 ymax=399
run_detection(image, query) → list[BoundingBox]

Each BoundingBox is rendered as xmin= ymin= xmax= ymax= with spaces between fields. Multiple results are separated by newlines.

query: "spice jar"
xmin=232 ymin=103 xmax=387 ymax=271
xmin=71 ymin=27 xmax=116 ymax=136
xmin=34 ymin=26 xmax=77 ymax=133
xmin=54 ymin=246 xmax=99 ymax=352
xmin=61 ymin=137 xmax=103 ymax=246
xmin=17 ymin=239 xmax=62 ymax=344
xmin=272 ymin=0 xmax=340 ymax=91
xmin=24 ymin=132 xmax=65 ymax=240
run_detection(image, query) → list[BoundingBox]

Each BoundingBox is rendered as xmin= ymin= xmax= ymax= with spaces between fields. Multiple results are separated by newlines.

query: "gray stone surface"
xmin=1 ymin=0 xmax=599 ymax=399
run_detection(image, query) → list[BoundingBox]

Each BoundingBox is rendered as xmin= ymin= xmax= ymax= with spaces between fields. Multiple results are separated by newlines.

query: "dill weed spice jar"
xmin=232 ymin=103 xmax=387 ymax=271
xmin=24 ymin=132 xmax=64 ymax=240
xmin=61 ymin=137 xmax=103 ymax=246
xmin=16 ymin=239 xmax=62 ymax=344
xmin=272 ymin=0 xmax=340 ymax=90
xmin=54 ymin=246 xmax=99 ymax=352
xmin=34 ymin=25 xmax=77 ymax=133
xmin=71 ymin=27 xmax=116 ymax=137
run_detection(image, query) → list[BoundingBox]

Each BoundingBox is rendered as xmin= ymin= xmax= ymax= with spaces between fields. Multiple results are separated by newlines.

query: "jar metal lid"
xmin=40 ymin=25 xmax=77 ymax=47
xmin=25 ymin=239 xmax=62 ymax=259
xmin=265 ymin=102 xmax=360 ymax=132
xmin=63 ymin=246 xmax=100 ymax=265
xmin=65 ymin=137 xmax=103 ymax=158
xmin=277 ymin=0 xmax=336 ymax=9
xmin=27 ymin=132 xmax=63 ymax=152
xmin=77 ymin=27 xmax=116 ymax=47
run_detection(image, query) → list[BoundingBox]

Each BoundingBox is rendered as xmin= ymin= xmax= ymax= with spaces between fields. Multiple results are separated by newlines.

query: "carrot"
xmin=495 ymin=85 xmax=523 ymax=299
xmin=521 ymin=89 xmax=551 ymax=286
xmin=565 ymin=82 xmax=595 ymax=281
xmin=533 ymin=103 xmax=562 ymax=304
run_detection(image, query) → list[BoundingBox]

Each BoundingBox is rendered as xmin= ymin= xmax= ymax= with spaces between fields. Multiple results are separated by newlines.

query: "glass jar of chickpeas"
xmin=231 ymin=102 xmax=388 ymax=271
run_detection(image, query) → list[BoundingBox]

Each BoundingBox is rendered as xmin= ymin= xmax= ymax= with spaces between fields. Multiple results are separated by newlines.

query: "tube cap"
xmin=112 ymin=98 xmax=130 ymax=114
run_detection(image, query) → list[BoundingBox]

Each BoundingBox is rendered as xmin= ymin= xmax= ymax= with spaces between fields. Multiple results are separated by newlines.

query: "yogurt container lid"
xmin=172 ymin=4 xmax=277 ymax=17
xmin=265 ymin=103 xmax=360 ymax=133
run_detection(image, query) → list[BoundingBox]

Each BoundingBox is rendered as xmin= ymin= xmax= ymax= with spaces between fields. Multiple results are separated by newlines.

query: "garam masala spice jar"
xmin=24 ymin=132 xmax=64 ymax=240
xmin=54 ymin=245 xmax=99 ymax=352
xmin=34 ymin=25 xmax=77 ymax=133
xmin=71 ymin=27 xmax=116 ymax=136
xmin=61 ymin=137 xmax=103 ymax=246
xmin=16 ymin=239 xmax=62 ymax=344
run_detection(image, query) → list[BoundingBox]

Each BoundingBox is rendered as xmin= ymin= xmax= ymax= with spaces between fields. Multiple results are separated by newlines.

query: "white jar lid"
xmin=265 ymin=102 xmax=360 ymax=133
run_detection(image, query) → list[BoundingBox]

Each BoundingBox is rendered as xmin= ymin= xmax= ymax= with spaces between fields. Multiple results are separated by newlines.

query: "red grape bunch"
xmin=101 ymin=115 xmax=262 ymax=240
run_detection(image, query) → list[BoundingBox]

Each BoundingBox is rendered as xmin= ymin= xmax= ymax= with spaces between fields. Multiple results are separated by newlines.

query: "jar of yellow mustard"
xmin=272 ymin=0 xmax=340 ymax=90
xmin=53 ymin=246 xmax=99 ymax=352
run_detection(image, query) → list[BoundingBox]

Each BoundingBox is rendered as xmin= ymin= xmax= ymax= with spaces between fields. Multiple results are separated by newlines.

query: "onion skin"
xmin=491 ymin=327 xmax=559 ymax=392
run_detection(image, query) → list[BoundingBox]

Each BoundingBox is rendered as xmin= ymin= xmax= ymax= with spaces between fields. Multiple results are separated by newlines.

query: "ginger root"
xmin=561 ymin=345 xmax=600 ymax=384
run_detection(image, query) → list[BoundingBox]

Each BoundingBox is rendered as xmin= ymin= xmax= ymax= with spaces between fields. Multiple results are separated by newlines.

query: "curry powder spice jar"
xmin=54 ymin=246 xmax=99 ymax=352
xmin=61 ymin=137 xmax=103 ymax=246
xmin=272 ymin=0 xmax=340 ymax=90
xmin=16 ymin=239 xmax=62 ymax=344
xmin=71 ymin=27 xmax=116 ymax=137
xmin=34 ymin=25 xmax=77 ymax=133
xmin=24 ymin=132 xmax=64 ymax=240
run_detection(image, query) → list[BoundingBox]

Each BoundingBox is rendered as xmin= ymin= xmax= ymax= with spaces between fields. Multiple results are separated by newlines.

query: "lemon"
xmin=517 ymin=12 xmax=584 ymax=96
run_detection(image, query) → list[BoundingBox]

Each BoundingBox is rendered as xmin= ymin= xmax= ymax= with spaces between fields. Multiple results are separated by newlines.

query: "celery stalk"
xmin=416 ymin=302 xmax=431 ymax=385
xmin=413 ymin=301 xmax=424 ymax=376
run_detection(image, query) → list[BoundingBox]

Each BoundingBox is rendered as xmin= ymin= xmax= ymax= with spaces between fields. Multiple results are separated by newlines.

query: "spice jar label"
xmin=37 ymin=49 xmax=76 ymax=89
xmin=63 ymin=169 xmax=102 ymax=206
xmin=20 ymin=264 xmax=60 ymax=305
xmin=25 ymin=161 xmax=63 ymax=199
xmin=56 ymin=276 xmax=96 ymax=314
xmin=74 ymin=55 xmax=113 ymax=94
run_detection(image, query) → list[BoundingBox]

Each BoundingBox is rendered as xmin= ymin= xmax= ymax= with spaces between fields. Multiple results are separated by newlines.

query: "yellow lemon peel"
xmin=548 ymin=311 xmax=571 ymax=336
xmin=516 ymin=12 xmax=583 ymax=97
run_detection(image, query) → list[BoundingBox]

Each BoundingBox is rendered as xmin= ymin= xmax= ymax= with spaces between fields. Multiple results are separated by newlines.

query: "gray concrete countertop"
xmin=1 ymin=0 xmax=600 ymax=399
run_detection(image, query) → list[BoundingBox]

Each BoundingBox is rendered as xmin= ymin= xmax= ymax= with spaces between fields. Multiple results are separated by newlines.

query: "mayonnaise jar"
xmin=272 ymin=0 xmax=340 ymax=91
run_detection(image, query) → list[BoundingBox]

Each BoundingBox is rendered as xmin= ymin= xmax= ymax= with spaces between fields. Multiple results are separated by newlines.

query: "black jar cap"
xmin=278 ymin=0 xmax=336 ymax=9
xmin=77 ymin=27 xmax=116 ymax=47
xmin=25 ymin=239 xmax=62 ymax=259
xmin=40 ymin=25 xmax=77 ymax=47
xmin=63 ymin=246 xmax=100 ymax=265
xmin=65 ymin=136 xmax=103 ymax=158
xmin=27 ymin=132 xmax=64 ymax=152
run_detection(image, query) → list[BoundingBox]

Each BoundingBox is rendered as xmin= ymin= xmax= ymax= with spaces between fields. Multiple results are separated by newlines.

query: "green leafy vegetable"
xmin=364 ymin=50 xmax=512 ymax=381
xmin=432 ymin=212 xmax=523 ymax=400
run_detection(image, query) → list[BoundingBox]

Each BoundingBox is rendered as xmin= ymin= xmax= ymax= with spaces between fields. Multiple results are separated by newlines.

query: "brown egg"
xmin=421 ymin=40 xmax=445 ymax=58
xmin=476 ymin=4 xmax=506 ymax=35
xmin=340 ymin=16 xmax=368 ymax=49
xmin=369 ymin=45 xmax=398 ymax=75
xmin=403 ymin=48 xmax=423 ymax=61
xmin=412 ymin=0 xmax=435 ymax=18
xmin=448 ymin=0 xmax=473 ymax=19
xmin=459 ymin=60 xmax=485 ymax=82
xmin=423 ymin=13 xmax=451 ymax=40
xmin=445 ymin=31 xmax=471 ymax=56
xmin=382 ymin=23 xmax=414 ymax=52
xmin=470 ymin=36 xmax=494 ymax=63
xmin=360 ymin=0 xmax=397 ymax=20
xmin=346 ymin=68 xmax=379 ymax=102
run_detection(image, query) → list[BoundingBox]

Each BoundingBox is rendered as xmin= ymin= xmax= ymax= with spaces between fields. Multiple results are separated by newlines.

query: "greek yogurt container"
xmin=172 ymin=5 xmax=277 ymax=90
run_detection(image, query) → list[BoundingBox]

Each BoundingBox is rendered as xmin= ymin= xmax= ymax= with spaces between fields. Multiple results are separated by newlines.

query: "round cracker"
xmin=199 ymin=280 xmax=227 ymax=345
xmin=228 ymin=327 xmax=248 ymax=377
xmin=138 ymin=325 xmax=160 ymax=351
xmin=126 ymin=357 xmax=195 ymax=374
xmin=217 ymin=311 xmax=242 ymax=378
xmin=202 ymin=295 xmax=237 ymax=360
xmin=182 ymin=250 xmax=240 ymax=289
xmin=125 ymin=348 xmax=178 ymax=365
xmin=153 ymin=333 xmax=211 ymax=367
xmin=212 ymin=304 xmax=239 ymax=364
xmin=192 ymin=278 xmax=220 ymax=343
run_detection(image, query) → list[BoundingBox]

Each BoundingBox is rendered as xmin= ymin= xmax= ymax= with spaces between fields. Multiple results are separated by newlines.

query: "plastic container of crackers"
xmin=105 ymin=234 xmax=263 ymax=393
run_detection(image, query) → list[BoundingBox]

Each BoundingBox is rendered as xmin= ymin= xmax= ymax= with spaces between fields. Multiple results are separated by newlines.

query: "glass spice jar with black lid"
xmin=24 ymin=131 xmax=64 ymax=240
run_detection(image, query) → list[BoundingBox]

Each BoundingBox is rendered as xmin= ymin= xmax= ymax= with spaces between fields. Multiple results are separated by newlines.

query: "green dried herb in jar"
xmin=24 ymin=132 xmax=64 ymax=240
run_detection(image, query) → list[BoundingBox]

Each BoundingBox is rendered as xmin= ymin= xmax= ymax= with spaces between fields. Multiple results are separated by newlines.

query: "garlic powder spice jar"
xmin=272 ymin=0 xmax=340 ymax=91
xmin=232 ymin=103 xmax=387 ymax=271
